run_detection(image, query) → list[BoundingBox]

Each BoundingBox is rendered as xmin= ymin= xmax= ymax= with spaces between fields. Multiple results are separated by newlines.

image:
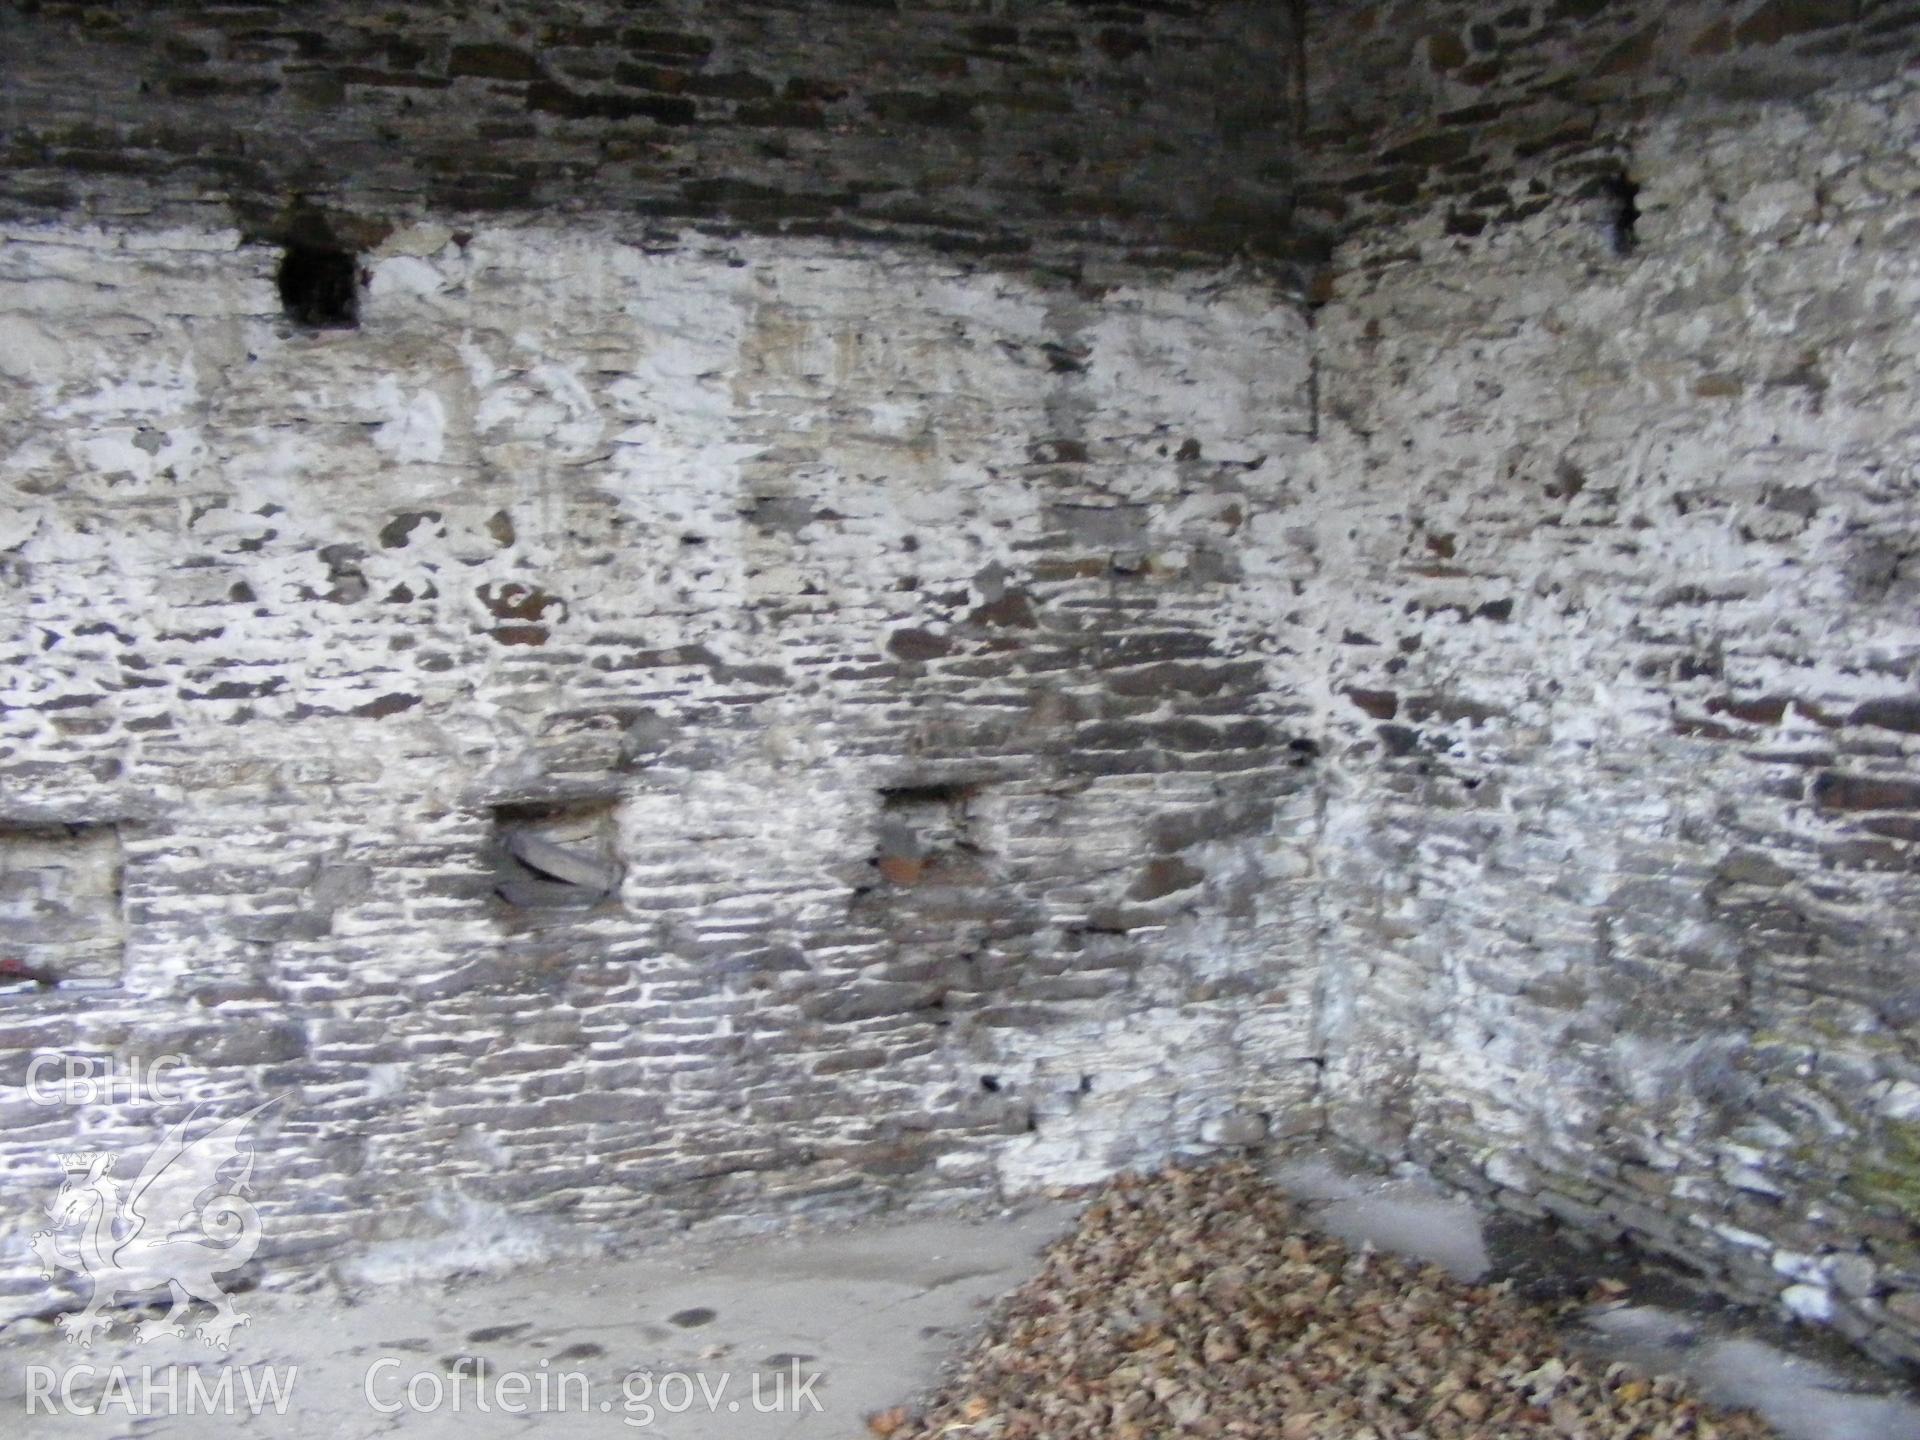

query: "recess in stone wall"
xmin=0 ymin=823 xmax=125 ymax=988
xmin=1603 ymin=169 xmax=1642 ymax=256
xmin=275 ymin=209 xmax=361 ymax=330
xmin=873 ymin=782 xmax=988 ymax=888
xmin=490 ymin=799 xmax=624 ymax=918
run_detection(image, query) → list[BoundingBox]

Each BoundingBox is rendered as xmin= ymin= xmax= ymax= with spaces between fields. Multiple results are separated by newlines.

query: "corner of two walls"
xmin=9 ymin=0 xmax=1920 ymax=1371
xmin=1298 ymin=15 xmax=1920 ymax=1366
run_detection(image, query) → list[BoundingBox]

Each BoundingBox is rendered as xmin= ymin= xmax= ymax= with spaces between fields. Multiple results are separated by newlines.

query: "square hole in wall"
xmin=0 ymin=823 xmax=124 ymax=988
xmin=873 ymin=781 xmax=990 ymax=886
xmin=490 ymin=799 xmax=623 ymax=916
xmin=277 ymin=241 xmax=359 ymax=328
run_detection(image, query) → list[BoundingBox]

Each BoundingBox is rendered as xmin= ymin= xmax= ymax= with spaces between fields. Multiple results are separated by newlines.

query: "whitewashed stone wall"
xmin=0 ymin=223 xmax=1322 ymax=1314
xmin=9 ymin=33 xmax=1920 ymax=1374
xmin=1307 ymin=74 xmax=1920 ymax=1366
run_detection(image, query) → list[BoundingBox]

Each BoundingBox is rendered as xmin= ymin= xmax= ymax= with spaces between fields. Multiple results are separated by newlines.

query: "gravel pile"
xmin=872 ymin=1162 xmax=1775 ymax=1440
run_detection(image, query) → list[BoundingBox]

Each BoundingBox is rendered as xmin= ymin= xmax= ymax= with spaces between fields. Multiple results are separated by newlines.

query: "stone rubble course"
xmin=875 ymin=1163 xmax=1777 ymax=1440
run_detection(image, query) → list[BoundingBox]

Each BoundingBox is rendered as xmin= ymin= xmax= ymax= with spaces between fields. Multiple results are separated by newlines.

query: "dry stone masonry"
xmin=4 ymin=0 xmax=1920 ymax=1378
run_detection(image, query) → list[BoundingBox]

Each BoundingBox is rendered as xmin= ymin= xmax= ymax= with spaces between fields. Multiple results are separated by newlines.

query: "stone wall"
xmin=1306 ymin=41 xmax=1920 ymax=1368
xmin=7 ymin=0 xmax=1920 ymax=1376
xmin=3 ymin=0 xmax=1304 ymax=268
xmin=1302 ymin=0 xmax=1920 ymax=273
xmin=0 ymin=220 xmax=1322 ymax=1313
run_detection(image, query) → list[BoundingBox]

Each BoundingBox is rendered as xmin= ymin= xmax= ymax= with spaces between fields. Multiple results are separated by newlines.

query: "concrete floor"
xmin=6 ymin=1158 xmax=1920 ymax=1437
xmin=0 ymin=1204 xmax=1076 ymax=1437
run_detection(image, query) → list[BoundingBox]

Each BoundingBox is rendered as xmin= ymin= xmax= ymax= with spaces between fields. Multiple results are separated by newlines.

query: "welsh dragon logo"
xmin=30 ymin=1099 xmax=276 ymax=1350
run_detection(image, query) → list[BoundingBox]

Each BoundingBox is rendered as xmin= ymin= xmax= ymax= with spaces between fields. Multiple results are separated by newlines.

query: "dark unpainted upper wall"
xmin=0 ymin=0 xmax=1305 ymax=272
xmin=1300 ymin=0 xmax=1920 ymax=273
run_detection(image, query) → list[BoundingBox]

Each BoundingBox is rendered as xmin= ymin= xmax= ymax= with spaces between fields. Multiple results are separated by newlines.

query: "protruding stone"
xmin=1782 ymin=1283 xmax=1834 ymax=1322
xmin=1830 ymin=1253 xmax=1878 ymax=1300
xmin=1201 ymin=1110 xmax=1269 ymax=1147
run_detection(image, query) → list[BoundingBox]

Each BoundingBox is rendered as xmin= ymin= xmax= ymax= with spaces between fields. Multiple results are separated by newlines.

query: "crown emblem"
xmin=57 ymin=1151 xmax=105 ymax=1174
